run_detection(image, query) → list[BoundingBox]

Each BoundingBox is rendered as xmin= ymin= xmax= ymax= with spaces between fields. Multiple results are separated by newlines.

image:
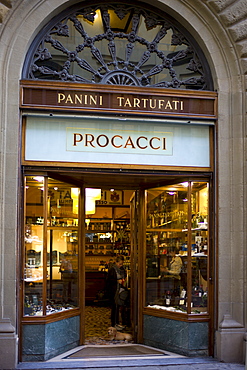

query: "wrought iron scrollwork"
xmin=25 ymin=2 xmax=212 ymax=90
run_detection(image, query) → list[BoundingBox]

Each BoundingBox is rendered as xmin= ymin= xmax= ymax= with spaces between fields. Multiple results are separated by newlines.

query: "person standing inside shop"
xmin=161 ymin=247 xmax=182 ymax=276
xmin=106 ymin=255 xmax=127 ymax=329
xmin=160 ymin=247 xmax=183 ymax=294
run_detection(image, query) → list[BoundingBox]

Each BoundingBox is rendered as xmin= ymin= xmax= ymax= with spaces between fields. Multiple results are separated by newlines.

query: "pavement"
xmin=16 ymin=347 xmax=245 ymax=370
xmin=16 ymin=359 xmax=245 ymax=370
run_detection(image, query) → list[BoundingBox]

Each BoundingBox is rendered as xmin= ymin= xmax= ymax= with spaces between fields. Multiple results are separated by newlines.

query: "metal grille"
xmin=24 ymin=2 xmax=213 ymax=90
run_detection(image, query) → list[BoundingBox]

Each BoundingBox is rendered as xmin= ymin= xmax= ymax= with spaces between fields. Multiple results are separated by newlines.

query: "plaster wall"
xmin=0 ymin=0 xmax=246 ymax=367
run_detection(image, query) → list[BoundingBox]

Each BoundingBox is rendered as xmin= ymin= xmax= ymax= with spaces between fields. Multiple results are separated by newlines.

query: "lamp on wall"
xmin=85 ymin=188 xmax=101 ymax=215
xmin=71 ymin=188 xmax=79 ymax=215
xmin=71 ymin=188 xmax=101 ymax=215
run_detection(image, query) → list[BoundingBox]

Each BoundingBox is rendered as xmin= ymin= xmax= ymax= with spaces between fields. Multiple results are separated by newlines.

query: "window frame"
xmin=22 ymin=174 xmax=81 ymax=323
xmin=142 ymin=177 xmax=213 ymax=323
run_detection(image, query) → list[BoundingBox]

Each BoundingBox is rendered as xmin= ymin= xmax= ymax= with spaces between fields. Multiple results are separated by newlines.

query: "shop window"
xmin=23 ymin=2 xmax=213 ymax=90
xmin=23 ymin=176 xmax=79 ymax=316
xmin=24 ymin=176 xmax=44 ymax=316
xmin=145 ymin=181 xmax=208 ymax=315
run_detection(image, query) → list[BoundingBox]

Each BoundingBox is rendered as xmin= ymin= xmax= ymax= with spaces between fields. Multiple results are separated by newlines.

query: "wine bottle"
xmin=165 ymin=291 xmax=171 ymax=306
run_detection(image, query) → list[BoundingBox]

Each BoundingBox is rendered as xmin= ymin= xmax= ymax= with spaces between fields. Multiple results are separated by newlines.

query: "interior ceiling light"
xmin=33 ymin=176 xmax=43 ymax=182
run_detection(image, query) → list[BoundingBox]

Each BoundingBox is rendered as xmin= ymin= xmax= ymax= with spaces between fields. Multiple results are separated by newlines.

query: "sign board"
xmin=24 ymin=115 xmax=210 ymax=168
xmin=20 ymin=81 xmax=217 ymax=119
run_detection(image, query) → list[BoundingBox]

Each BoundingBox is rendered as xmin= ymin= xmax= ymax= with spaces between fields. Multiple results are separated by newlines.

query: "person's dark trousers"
xmin=110 ymin=301 xmax=119 ymax=326
xmin=120 ymin=305 xmax=130 ymax=327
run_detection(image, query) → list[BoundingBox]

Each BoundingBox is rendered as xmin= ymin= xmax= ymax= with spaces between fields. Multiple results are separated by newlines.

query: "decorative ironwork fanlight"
xmin=24 ymin=1 xmax=213 ymax=90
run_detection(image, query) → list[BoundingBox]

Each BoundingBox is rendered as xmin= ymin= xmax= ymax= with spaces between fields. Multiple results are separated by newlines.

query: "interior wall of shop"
xmin=0 ymin=0 xmax=246 ymax=368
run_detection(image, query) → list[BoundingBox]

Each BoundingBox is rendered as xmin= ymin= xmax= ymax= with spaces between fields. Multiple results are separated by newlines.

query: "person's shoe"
xmin=115 ymin=324 xmax=125 ymax=331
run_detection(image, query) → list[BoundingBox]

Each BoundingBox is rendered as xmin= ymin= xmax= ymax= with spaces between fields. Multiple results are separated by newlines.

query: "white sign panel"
xmin=25 ymin=116 xmax=210 ymax=167
xmin=66 ymin=127 xmax=173 ymax=155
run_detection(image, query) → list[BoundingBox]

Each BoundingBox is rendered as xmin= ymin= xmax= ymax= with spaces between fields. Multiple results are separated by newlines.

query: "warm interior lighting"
xmin=181 ymin=182 xmax=189 ymax=187
xmin=86 ymin=197 xmax=96 ymax=215
xmin=33 ymin=176 xmax=43 ymax=182
xmin=71 ymin=188 xmax=79 ymax=215
xmin=85 ymin=219 xmax=91 ymax=227
xmin=85 ymin=188 xmax=101 ymax=215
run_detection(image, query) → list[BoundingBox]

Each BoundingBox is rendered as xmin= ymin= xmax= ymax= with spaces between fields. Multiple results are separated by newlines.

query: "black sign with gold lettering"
xmin=20 ymin=80 xmax=217 ymax=119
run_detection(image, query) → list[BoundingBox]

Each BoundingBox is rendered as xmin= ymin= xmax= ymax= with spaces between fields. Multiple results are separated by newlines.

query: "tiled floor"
xmin=84 ymin=304 xmax=132 ymax=344
xmin=85 ymin=305 xmax=112 ymax=342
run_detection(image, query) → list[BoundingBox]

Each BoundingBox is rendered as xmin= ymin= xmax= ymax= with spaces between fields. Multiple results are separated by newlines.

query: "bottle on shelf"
xmin=179 ymin=288 xmax=186 ymax=305
xmin=198 ymin=285 xmax=204 ymax=297
xmin=180 ymin=288 xmax=186 ymax=299
xmin=165 ymin=291 xmax=171 ymax=306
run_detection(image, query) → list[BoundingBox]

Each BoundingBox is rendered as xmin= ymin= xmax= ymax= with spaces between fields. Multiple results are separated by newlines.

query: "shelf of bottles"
xmin=47 ymin=217 xmax=78 ymax=228
xmin=85 ymin=219 xmax=130 ymax=258
xmin=145 ymin=181 xmax=209 ymax=315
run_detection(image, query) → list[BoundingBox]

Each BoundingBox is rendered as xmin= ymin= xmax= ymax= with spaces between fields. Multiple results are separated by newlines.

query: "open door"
xmin=129 ymin=191 xmax=138 ymax=342
xmin=129 ymin=189 xmax=146 ymax=343
xmin=140 ymin=180 xmax=212 ymax=355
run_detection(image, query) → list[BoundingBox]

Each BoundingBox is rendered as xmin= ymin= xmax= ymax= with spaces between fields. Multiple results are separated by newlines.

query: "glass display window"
xmin=145 ymin=181 xmax=209 ymax=315
xmin=24 ymin=176 xmax=44 ymax=316
xmin=23 ymin=176 xmax=80 ymax=317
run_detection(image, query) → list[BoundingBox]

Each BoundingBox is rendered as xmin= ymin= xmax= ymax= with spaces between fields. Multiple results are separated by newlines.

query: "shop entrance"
xmin=79 ymin=172 xmax=185 ymax=345
xmin=80 ymin=173 xmax=211 ymax=350
xmin=22 ymin=169 xmax=212 ymax=359
xmin=83 ymin=188 xmax=134 ymax=344
xmin=81 ymin=177 xmax=211 ymax=347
